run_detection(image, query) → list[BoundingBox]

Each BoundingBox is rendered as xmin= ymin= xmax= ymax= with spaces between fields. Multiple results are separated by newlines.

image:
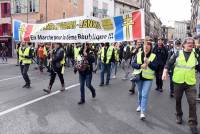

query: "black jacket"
xmin=153 ymin=45 xmax=168 ymax=66
xmin=52 ymin=47 xmax=64 ymax=70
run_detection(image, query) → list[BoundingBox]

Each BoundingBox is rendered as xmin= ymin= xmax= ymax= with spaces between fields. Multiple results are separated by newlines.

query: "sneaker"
xmin=78 ymin=100 xmax=85 ymax=105
xmin=22 ymin=84 xmax=28 ymax=88
xmin=190 ymin=126 xmax=199 ymax=134
xmin=136 ymin=106 xmax=141 ymax=112
xmin=140 ymin=112 xmax=146 ymax=120
xmin=122 ymin=77 xmax=128 ymax=80
xmin=99 ymin=83 xmax=104 ymax=87
xmin=112 ymin=75 xmax=116 ymax=79
xmin=60 ymin=84 xmax=65 ymax=92
xmin=176 ymin=116 xmax=182 ymax=124
xmin=170 ymin=92 xmax=174 ymax=98
xmin=92 ymin=90 xmax=96 ymax=98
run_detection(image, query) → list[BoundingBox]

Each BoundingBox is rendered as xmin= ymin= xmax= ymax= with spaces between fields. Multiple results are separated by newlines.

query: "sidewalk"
xmin=0 ymin=58 xmax=17 ymax=65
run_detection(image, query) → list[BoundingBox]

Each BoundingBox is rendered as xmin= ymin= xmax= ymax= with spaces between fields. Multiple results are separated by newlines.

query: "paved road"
xmin=0 ymin=63 xmax=199 ymax=134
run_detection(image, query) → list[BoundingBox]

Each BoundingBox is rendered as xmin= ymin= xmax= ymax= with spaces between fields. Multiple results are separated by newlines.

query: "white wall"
xmin=174 ymin=22 xmax=187 ymax=41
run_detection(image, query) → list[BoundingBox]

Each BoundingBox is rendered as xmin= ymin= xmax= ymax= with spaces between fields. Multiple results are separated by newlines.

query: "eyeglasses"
xmin=186 ymin=42 xmax=194 ymax=44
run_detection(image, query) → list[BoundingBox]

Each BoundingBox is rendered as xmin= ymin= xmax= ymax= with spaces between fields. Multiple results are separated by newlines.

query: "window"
xmin=29 ymin=0 xmax=36 ymax=12
xmin=2 ymin=24 xmax=8 ymax=36
xmin=13 ymin=0 xmax=39 ymax=14
xmin=1 ymin=3 xmax=11 ymax=17
xmin=93 ymin=6 xmax=98 ymax=17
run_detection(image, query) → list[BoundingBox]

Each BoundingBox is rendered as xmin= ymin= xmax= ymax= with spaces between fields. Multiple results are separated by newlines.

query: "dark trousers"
xmin=20 ymin=64 xmax=30 ymax=85
xmin=49 ymin=67 xmax=65 ymax=87
xmin=100 ymin=63 xmax=111 ymax=84
xmin=169 ymin=71 xmax=174 ymax=93
xmin=155 ymin=66 xmax=164 ymax=89
xmin=79 ymin=73 xmax=95 ymax=101
xmin=39 ymin=58 xmax=45 ymax=72
xmin=174 ymin=83 xmax=198 ymax=127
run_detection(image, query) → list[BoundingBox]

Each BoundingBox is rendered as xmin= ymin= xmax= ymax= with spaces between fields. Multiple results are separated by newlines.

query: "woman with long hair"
xmin=132 ymin=38 xmax=158 ymax=120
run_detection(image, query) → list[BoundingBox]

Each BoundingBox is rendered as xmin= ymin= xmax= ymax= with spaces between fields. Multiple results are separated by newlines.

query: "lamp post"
xmin=27 ymin=0 xmax=29 ymax=23
xmin=46 ymin=0 xmax=47 ymax=22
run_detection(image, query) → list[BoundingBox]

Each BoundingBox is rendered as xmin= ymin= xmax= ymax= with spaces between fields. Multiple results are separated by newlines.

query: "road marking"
xmin=0 ymin=83 xmax=80 ymax=117
xmin=0 ymin=76 xmax=22 ymax=82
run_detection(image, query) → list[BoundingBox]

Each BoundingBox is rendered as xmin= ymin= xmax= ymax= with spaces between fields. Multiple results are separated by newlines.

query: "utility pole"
xmin=46 ymin=0 xmax=48 ymax=22
xmin=27 ymin=0 xmax=29 ymax=23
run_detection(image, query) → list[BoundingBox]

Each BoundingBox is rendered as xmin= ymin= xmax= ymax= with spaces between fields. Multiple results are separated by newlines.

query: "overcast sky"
xmin=150 ymin=0 xmax=191 ymax=26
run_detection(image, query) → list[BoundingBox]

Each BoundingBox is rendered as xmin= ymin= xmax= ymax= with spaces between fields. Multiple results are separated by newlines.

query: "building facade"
xmin=114 ymin=0 xmax=140 ymax=16
xmin=140 ymin=0 xmax=151 ymax=36
xmin=11 ymin=0 xmax=84 ymax=23
xmin=167 ymin=26 xmax=175 ymax=41
xmin=149 ymin=12 xmax=162 ymax=40
xmin=161 ymin=25 xmax=168 ymax=41
xmin=191 ymin=0 xmax=200 ymax=36
xmin=11 ymin=0 xmax=115 ymax=23
xmin=84 ymin=0 xmax=114 ymax=18
xmin=0 ymin=0 xmax=12 ymax=57
xmin=174 ymin=21 xmax=188 ymax=41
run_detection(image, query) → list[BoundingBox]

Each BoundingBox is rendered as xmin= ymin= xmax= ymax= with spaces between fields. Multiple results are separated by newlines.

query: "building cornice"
xmin=114 ymin=0 xmax=140 ymax=9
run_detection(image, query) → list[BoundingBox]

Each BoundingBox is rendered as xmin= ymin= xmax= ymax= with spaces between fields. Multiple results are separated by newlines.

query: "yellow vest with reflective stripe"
xmin=173 ymin=50 xmax=197 ymax=85
xmin=74 ymin=47 xmax=80 ymax=60
xmin=19 ymin=47 xmax=32 ymax=64
xmin=101 ymin=46 xmax=114 ymax=64
xmin=133 ymin=52 xmax=156 ymax=80
xmin=44 ymin=46 xmax=47 ymax=56
xmin=60 ymin=49 xmax=66 ymax=65
xmin=114 ymin=48 xmax=119 ymax=62
xmin=19 ymin=47 xmax=24 ymax=63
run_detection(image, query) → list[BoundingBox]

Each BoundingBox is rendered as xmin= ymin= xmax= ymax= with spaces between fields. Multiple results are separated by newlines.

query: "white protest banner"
xmin=13 ymin=9 xmax=145 ymax=43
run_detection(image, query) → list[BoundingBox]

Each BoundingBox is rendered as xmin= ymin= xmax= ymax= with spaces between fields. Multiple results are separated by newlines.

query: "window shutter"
xmin=7 ymin=3 xmax=11 ymax=16
xmin=1 ymin=3 xmax=5 ymax=18
xmin=8 ymin=24 xmax=11 ymax=36
xmin=0 ymin=24 xmax=2 ymax=36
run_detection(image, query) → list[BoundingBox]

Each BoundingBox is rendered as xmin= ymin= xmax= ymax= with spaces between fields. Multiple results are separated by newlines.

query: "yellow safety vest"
xmin=114 ymin=48 xmax=119 ymax=62
xmin=173 ymin=50 xmax=197 ymax=85
xmin=74 ymin=47 xmax=80 ymax=60
xmin=19 ymin=47 xmax=32 ymax=64
xmin=133 ymin=52 xmax=156 ymax=80
xmin=101 ymin=46 xmax=114 ymax=64
xmin=44 ymin=46 xmax=47 ymax=56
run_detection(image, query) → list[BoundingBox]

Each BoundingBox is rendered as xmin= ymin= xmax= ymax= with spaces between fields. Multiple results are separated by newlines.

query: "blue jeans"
xmin=136 ymin=80 xmax=153 ymax=112
xmin=79 ymin=73 xmax=95 ymax=101
xmin=110 ymin=62 xmax=118 ymax=77
xmin=100 ymin=63 xmax=111 ymax=84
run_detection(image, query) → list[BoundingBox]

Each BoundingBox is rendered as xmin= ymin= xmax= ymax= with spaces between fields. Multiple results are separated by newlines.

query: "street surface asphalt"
xmin=0 ymin=62 xmax=199 ymax=134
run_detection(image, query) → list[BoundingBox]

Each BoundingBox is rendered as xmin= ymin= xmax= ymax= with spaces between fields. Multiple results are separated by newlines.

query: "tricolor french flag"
xmin=114 ymin=10 xmax=145 ymax=41
xmin=13 ymin=20 xmax=33 ymax=42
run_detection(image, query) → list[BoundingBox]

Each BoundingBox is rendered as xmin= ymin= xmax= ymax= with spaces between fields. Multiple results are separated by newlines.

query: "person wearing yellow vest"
xmin=110 ymin=42 xmax=119 ymax=79
xmin=129 ymin=40 xmax=143 ymax=94
xmin=19 ymin=42 xmax=33 ymax=88
xmin=162 ymin=37 xmax=199 ymax=134
xmin=132 ymin=39 xmax=157 ymax=120
xmin=43 ymin=43 xmax=66 ymax=94
xmin=99 ymin=42 xmax=114 ymax=86
xmin=74 ymin=44 xmax=81 ymax=61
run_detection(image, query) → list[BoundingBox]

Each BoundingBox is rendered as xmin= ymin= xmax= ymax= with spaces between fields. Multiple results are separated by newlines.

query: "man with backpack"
xmin=162 ymin=37 xmax=200 ymax=134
